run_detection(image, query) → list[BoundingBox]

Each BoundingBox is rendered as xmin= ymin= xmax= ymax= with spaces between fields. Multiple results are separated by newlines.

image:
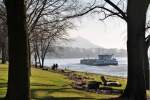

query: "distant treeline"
xmin=46 ymin=46 xmax=127 ymax=58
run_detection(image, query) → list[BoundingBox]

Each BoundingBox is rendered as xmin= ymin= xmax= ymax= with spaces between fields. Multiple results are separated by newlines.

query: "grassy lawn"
xmin=0 ymin=64 xmax=149 ymax=100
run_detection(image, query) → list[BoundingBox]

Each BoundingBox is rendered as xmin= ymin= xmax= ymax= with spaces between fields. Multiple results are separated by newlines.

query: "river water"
xmin=44 ymin=57 xmax=128 ymax=78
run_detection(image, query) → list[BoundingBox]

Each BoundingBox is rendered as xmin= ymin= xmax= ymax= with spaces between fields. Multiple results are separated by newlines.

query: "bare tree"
xmin=31 ymin=19 xmax=73 ymax=68
xmin=120 ymin=0 xmax=149 ymax=99
xmin=0 ymin=0 xmax=96 ymax=67
xmin=25 ymin=0 xmax=96 ymax=69
xmin=102 ymin=0 xmax=149 ymax=90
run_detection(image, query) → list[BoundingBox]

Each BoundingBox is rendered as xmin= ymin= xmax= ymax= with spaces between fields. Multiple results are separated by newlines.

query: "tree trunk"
xmin=34 ymin=52 xmax=37 ymax=68
xmin=41 ymin=57 xmax=45 ymax=68
xmin=1 ymin=42 xmax=6 ymax=64
xmin=121 ymin=0 xmax=148 ymax=99
xmin=122 ymin=40 xmax=147 ymax=99
xmin=28 ymin=39 xmax=31 ymax=76
xmin=144 ymin=47 xmax=149 ymax=90
xmin=5 ymin=0 xmax=31 ymax=99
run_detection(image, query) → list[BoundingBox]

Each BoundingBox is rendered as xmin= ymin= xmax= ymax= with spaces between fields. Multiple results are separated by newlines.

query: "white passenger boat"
xmin=80 ymin=54 xmax=118 ymax=66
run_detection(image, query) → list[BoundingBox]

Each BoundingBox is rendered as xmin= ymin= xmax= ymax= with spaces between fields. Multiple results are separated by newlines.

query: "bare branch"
xmin=104 ymin=0 xmax=127 ymax=21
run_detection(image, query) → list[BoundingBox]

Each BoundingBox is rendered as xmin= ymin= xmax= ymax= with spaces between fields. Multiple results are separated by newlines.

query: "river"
xmin=44 ymin=57 xmax=128 ymax=78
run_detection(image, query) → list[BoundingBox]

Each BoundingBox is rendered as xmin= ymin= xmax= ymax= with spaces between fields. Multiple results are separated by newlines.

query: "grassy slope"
xmin=0 ymin=64 xmax=149 ymax=100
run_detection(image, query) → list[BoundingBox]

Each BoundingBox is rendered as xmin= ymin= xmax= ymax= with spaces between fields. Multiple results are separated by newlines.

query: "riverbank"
xmin=0 ymin=64 xmax=149 ymax=100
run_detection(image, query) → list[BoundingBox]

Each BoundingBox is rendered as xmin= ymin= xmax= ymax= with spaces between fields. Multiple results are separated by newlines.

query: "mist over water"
xmin=44 ymin=57 xmax=127 ymax=77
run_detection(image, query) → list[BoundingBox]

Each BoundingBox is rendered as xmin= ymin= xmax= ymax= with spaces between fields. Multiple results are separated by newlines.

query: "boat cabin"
xmin=98 ymin=55 xmax=114 ymax=60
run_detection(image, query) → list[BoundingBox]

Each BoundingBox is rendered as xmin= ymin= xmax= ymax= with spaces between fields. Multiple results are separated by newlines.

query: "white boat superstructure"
xmin=80 ymin=54 xmax=118 ymax=66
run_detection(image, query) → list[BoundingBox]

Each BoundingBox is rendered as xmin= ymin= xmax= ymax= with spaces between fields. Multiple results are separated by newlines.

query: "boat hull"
xmin=80 ymin=59 xmax=118 ymax=66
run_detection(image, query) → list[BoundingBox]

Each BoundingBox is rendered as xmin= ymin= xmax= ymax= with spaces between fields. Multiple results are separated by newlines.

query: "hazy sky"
xmin=68 ymin=15 xmax=127 ymax=49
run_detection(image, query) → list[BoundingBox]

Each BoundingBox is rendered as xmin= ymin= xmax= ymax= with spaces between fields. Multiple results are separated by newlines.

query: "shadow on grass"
xmin=0 ymin=96 xmax=121 ymax=100
xmin=98 ymin=98 xmax=122 ymax=100
xmin=0 ymin=68 xmax=8 ymax=72
xmin=32 ymin=97 xmax=121 ymax=100
xmin=0 ymin=83 xmax=7 ymax=88
xmin=0 ymin=97 xmax=5 ymax=100
xmin=31 ymin=87 xmax=93 ymax=100
xmin=52 ymin=97 xmax=123 ymax=100
xmin=31 ymin=83 xmax=56 ymax=87
xmin=35 ymin=97 xmax=97 ymax=100
xmin=31 ymin=84 xmax=122 ymax=100
xmin=31 ymin=87 xmax=72 ymax=98
xmin=0 ymin=83 xmax=123 ymax=100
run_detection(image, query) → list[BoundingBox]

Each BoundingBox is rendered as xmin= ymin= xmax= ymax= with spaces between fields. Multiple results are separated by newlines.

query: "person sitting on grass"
xmin=100 ymin=76 xmax=121 ymax=87
xmin=51 ymin=64 xmax=58 ymax=70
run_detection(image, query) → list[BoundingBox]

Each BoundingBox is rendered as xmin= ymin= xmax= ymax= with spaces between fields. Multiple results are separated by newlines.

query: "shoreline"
xmin=33 ymin=65 xmax=127 ymax=80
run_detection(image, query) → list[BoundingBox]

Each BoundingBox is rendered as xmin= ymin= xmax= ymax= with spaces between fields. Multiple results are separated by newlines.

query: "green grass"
xmin=0 ymin=64 xmax=149 ymax=100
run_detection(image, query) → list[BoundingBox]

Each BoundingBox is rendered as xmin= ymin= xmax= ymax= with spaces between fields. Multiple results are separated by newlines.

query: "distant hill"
xmin=47 ymin=46 xmax=127 ymax=58
xmin=47 ymin=36 xmax=127 ymax=58
xmin=59 ymin=36 xmax=100 ymax=49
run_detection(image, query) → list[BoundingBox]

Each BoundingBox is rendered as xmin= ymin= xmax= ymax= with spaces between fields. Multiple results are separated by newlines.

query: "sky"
xmin=68 ymin=15 xmax=127 ymax=49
